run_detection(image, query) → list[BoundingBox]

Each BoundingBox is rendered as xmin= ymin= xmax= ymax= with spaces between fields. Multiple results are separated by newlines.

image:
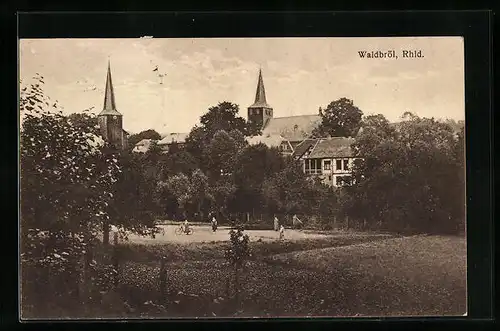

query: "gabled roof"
xmin=292 ymin=138 xmax=317 ymax=158
xmin=248 ymin=69 xmax=272 ymax=109
xmin=306 ymin=137 xmax=355 ymax=159
xmin=132 ymin=139 xmax=155 ymax=153
xmin=98 ymin=60 xmax=122 ymax=117
xmin=262 ymin=114 xmax=321 ymax=142
xmin=246 ymin=134 xmax=285 ymax=148
xmin=158 ymin=132 xmax=189 ymax=145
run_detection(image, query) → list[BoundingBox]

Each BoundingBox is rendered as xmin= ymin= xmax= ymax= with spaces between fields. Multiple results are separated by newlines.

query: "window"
xmin=323 ymin=160 xmax=331 ymax=170
xmin=305 ymin=159 xmax=322 ymax=175
xmin=344 ymin=159 xmax=349 ymax=170
xmin=336 ymin=159 xmax=342 ymax=171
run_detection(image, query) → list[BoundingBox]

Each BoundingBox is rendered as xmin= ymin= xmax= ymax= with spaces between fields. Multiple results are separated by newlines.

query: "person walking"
xmin=274 ymin=215 xmax=279 ymax=231
xmin=279 ymin=224 xmax=285 ymax=240
xmin=211 ymin=215 xmax=218 ymax=233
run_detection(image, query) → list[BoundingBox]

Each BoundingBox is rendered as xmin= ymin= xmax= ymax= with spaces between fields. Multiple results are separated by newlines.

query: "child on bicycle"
xmin=184 ymin=219 xmax=190 ymax=234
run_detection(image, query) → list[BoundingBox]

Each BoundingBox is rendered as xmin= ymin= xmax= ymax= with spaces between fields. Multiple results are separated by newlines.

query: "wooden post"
xmin=103 ymin=222 xmax=110 ymax=246
xmin=159 ymin=257 xmax=167 ymax=304
xmin=333 ymin=215 xmax=337 ymax=229
xmin=363 ymin=218 xmax=367 ymax=230
xmin=346 ymin=216 xmax=349 ymax=229
xmin=112 ymin=232 xmax=119 ymax=288
xmin=234 ymin=266 xmax=239 ymax=306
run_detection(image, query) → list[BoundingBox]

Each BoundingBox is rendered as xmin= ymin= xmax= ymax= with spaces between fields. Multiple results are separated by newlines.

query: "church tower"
xmin=248 ymin=68 xmax=273 ymax=130
xmin=98 ymin=61 xmax=126 ymax=150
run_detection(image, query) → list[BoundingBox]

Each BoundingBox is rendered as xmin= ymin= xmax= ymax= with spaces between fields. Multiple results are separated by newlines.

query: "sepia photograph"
xmin=19 ymin=37 xmax=466 ymax=319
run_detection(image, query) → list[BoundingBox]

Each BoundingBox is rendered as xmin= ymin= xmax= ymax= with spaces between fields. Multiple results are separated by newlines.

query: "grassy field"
xmin=110 ymin=231 xmax=466 ymax=318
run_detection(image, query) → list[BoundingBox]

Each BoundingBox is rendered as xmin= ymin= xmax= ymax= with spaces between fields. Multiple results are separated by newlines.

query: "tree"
xmin=203 ymin=130 xmax=240 ymax=181
xmin=160 ymin=149 xmax=198 ymax=178
xmin=157 ymin=173 xmax=191 ymax=220
xmin=185 ymin=102 xmax=255 ymax=167
xmin=262 ymin=160 xmax=314 ymax=216
xmin=312 ymin=97 xmax=363 ymax=138
xmin=343 ymin=112 xmax=464 ymax=234
xmin=210 ymin=178 xmax=237 ymax=221
xmin=20 ymin=75 xmax=124 ymax=309
xmin=232 ymin=144 xmax=286 ymax=214
xmin=225 ymin=225 xmax=250 ymax=309
xmin=199 ymin=101 xmax=250 ymax=136
xmin=186 ymin=169 xmax=212 ymax=221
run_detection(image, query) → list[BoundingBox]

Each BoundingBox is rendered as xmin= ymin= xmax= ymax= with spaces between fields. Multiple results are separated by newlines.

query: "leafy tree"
xmin=262 ymin=160 xmax=314 ymax=216
xmin=160 ymin=149 xmax=198 ymax=178
xmin=232 ymin=144 xmax=286 ymax=214
xmin=203 ymin=130 xmax=240 ymax=181
xmin=312 ymin=97 xmax=363 ymax=138
xmin=157 ymin=173 xmax=191 ymax=220
xmin=67 ymin=112 xmax=99 ymax=134
xmin=210 ymin=178 xmax=237 ymax=221
xmin=199 ymin=101 xmax=249 ymax=136
xmin=225 ymin=225 xmax=250 ymax=307
xmin=185 ymin=102 xmax=255 ymax=167
xmin=186 ymin=169 xmax=212 ymax=221
xmin=20 ymin=75 xmax=124 ymax=308
xmin=344 ymin=112 xmax=464 ymax=234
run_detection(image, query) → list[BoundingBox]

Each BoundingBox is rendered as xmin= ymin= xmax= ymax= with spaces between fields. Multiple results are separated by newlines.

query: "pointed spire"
xmin=249 ymin=68 xmax=271 ymax=108
xmin=99 ymin=59 xmax=121 ymax=116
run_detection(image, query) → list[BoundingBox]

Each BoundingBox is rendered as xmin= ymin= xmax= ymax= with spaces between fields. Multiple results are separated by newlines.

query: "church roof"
xmin=246 ymin=134 xmax=286 ymax=148
xmin=248 ymin=69 xmax=272 ymax=109
xmin=98 ymin=60 xmax=122 ymax=117
xmin=262 ymin=114 xmax=321 ymax=142
xmin=306 ymin=137 xmax=355 ymax=159
xmin=158 ymin=132 xmax=189 ymax=145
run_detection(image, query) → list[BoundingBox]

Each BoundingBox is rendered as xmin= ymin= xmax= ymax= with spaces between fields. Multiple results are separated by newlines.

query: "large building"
xmin=245 ymin=69 xmax=359 ymax=187
xmin=97 ymin=61 xmax=128 ymax=150
xmin=246 ymin=68 xmax=322 ymax=152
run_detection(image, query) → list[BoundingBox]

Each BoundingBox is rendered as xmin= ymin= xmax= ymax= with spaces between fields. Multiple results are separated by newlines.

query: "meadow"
xmin=103 ymin=227 xmax=466 ymax=318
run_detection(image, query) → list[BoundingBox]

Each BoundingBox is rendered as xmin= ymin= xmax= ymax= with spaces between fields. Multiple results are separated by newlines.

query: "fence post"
xmin=159 ymin=257 xmax=167 ymax=305
xmin=346 ymin=216 xmax=349 ymax=229
xmin=333 ymin=215 xmax=337 ymax=229
xmin=363 ymin=218 xmax=367 ymax=230
xmin=112 ymin=232 xmax=119 ymax=288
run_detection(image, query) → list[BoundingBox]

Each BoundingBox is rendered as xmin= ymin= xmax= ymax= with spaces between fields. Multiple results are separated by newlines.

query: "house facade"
xmin=294 ymin=137 xmax=359 ymax=187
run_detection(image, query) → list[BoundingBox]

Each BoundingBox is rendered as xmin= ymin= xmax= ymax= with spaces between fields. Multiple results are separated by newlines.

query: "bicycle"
xmin=175 ymin=225 xmax=194 ymax=235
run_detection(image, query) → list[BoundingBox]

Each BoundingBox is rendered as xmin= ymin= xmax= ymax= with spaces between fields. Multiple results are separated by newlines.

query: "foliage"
xmin=203 ymin=130 xmax=240 ymax=181
xmin=156 ymin=169 xmax=213 ymax=220
xmin=185 ymin=102 xmax=253 ymax=169
xmin=262 ymin=160 xmax=316 ymax=215
xmin=20 ymin=74 xmax=119 ymax=248
xmin=225 ymin=226 xmax=251 ymax=269
xmin=231 ymin=144 xmax=286 ymax=214
xmin=343 ymin=112 xmax=464 ymax=234
xmin=210 ymin=178 xmax=237 ymax=221
xmin=312 ymin=97 xmax=363 ymax=138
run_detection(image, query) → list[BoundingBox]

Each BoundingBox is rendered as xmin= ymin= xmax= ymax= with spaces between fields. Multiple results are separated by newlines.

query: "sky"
xmin=19 ymin=37 xmax=465 ymax=135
